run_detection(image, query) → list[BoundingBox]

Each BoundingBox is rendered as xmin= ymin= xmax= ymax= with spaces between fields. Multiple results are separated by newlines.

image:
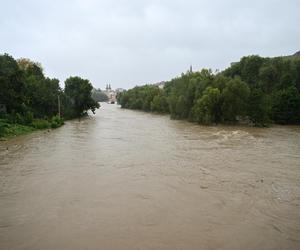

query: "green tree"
xmin=247 ymin=88 xmax=270 ymax=126
xmin=64 ymin=76 xmax=100 ymax=117
xmin=117 ymin=53 xmax=300 ymax=126
xmin=151 ymin=94 xmax=168 ymax=112
xmin=259 ymin=64 xmax=278 ymax=93
xmin=240 ymin=55 xmax=265 ymax=85
xmin=168 ymin=94 xmax=189 ymax=119
xmin=272 ymin=86 xmax=300 ymax=124
xmin=18 ymin=58 xmax=62 ymax=118
xmin=221 ymin=77 xmax=250 ymax=122
xmin=191 ymin=87 xmax=221 ymax=124
xmin=0 ymin=54 xmax=25 ymax=113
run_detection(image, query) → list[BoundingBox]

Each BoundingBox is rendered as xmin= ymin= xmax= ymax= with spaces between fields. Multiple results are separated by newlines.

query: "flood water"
xmin=0 ymin=103 xmax=300 ymax=250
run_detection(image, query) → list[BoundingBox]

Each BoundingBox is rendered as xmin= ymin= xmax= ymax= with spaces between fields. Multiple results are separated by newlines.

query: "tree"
xmin=151 ymin=94 xmax=168 ymax=113
xmin=64 ymin=76 xmax=100 ymax=117
xmin=18 ymin=58 xmax=62 ymax=118
xmin=117 ymin=53 xmax=300 ymax=126
xmin=168 ymin=95 xmax=189 ymax=119
xmin=240 ymin=55 xmax=265 ymax=85
xmin=17 ymin=58 xmax=44 ymax=79
xmin=221 ymin=77 xmax=250 ymax=122
xmin=259 ymin=64 xmax=278 ymax=93
xmin=0 ymin=53 xmax=100 ymax=138
xmin=191 ymin=87 xmax=221 ymax=124
xmin=0 ymin=54 xmax=25 ymax=113
xmin=247 ymin=88 xmax=270 ymax=126
xmin=272 ymin=86 xmax=300 ymax=124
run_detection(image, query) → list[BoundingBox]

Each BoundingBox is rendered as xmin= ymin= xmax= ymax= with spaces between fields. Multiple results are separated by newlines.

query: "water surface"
xmin=1 ymin=103 xmax=300 ymax=249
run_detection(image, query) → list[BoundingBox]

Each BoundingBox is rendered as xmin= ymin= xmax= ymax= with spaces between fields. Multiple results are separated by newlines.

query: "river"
xmin=0 ymin=103 xmax=300 ymax=250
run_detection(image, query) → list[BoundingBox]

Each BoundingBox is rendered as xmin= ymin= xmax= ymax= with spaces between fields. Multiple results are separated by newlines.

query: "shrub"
xmin=23 ymin=111 xmax=34 ymax=125
xmin=32 ymin=119 xmax=50 ymax=129
xmin=50 ymin=115 xmax=64 ymax=128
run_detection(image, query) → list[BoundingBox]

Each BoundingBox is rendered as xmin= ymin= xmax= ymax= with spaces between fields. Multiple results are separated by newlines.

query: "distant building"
xmin=104 ymin=84 xmax=117 ymax=103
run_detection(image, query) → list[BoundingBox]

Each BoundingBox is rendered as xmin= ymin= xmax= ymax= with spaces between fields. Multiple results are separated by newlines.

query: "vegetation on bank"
xmin=0 ymin=116 xmax=64 ymax=139
xmin=117 ymin=54 xmax=300 ymax=126
xmin=0 ymin=54 xmax=99 ymax=138
xmin=0 ymin=120 xmax=35 ymax=139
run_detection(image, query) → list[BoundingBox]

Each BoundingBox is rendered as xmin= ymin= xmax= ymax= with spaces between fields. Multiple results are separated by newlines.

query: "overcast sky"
xmin=1 ymin=0 xmax=299 ymax=89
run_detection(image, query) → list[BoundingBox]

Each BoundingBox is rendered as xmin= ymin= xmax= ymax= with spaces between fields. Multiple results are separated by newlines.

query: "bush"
xmin=7 ymin=111 xmax=34 ymax=125
xmin=50 ymin=115 xmax=64 ymax=128
xmin=0 ymin=119 xmax=35 ymax=138
xmin=23 ymin=111 xmax=34 ymax=125
xmin=32 ymin=119 xmax=51 ymax=129
xmin=15 ymin=113 xmax=23 ymax=124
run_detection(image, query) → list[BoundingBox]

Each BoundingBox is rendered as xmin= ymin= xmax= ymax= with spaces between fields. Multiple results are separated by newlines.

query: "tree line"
xmin=0 ymin=53 xmax=99 ymax=137
xmin=117 ymin=54 xmax=300 ymax=126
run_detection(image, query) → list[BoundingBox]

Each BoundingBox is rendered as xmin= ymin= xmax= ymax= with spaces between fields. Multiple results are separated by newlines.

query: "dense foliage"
xmin=118 ymin=54 xmax=300 ymax=126
xmin=0 ymin=53 xmax=99 ymax=137
xmin=64 ymin=76 xmax=100 ymax=118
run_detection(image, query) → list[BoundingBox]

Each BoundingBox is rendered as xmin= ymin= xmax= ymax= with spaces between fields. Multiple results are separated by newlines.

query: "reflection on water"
xmin=1 ymin=103 xmax=300 ymax=250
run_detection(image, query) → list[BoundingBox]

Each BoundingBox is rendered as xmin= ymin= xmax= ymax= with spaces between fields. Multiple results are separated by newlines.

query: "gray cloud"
xmin=1 ymin=0 xmax=299 ymax=89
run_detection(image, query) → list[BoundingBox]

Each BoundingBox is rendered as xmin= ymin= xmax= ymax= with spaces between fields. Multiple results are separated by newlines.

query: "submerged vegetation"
xmin=0 ymin=54 xmax=99 ymax=138
xmin=118 ymin=54 xmax=300 ymax=126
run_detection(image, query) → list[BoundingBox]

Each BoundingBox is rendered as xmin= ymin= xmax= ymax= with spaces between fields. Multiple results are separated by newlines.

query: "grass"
xmin=0 ymin=120 xmax=36 ymax=139
xmin=0 ymin=116 xmax=64 ymax=139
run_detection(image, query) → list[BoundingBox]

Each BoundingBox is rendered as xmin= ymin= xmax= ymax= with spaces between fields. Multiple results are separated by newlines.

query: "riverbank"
xmin=0 ymin=116 xmax=64 ymax=139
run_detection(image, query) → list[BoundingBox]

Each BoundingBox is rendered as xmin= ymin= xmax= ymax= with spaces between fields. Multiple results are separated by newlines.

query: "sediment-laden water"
xmin=1 ymin=103 xmax=300 ymax=249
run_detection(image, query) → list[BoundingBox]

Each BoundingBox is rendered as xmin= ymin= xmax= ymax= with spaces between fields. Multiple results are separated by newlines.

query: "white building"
xmin=104 ymin=84 xmax=117 ymax=103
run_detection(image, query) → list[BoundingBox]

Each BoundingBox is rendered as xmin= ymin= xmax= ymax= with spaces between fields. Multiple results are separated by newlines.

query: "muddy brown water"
xmin=0 ymin=103 xmax=300 ymax=250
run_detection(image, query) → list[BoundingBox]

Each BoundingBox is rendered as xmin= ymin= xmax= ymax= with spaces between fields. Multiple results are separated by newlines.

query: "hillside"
xmin=118 ymin=53 xmax=300 ymax=126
